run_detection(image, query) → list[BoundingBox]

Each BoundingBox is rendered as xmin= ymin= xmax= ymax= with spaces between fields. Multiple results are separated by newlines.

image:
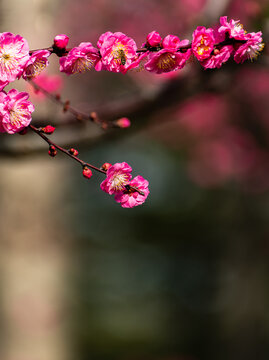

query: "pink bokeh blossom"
xmin=29 ymin=73 xmax=63 ymax=100
xmin=0 ymin=89 xmax=34 ymax=134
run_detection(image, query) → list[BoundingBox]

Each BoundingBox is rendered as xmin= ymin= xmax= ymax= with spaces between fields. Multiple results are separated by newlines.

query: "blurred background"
xmin=0 ymin=0 xmax=269 ymax=359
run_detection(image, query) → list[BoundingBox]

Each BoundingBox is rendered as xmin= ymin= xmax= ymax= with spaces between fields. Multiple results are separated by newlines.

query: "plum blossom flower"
xmin=59 ymin=42 xmax=100 ymax=74
xmin=114 ymin=175 xmax=150 ymax=208
xmin=100 ymin=162 xmax=132 ymax=194
xmin=234 ymin=31 xmax=264 ymax=63
xmin=145 ymin=36 xmax=191 ymax=74
xmin=0 ymin=32 xmax=29 ymax=82
xmin=201 ymin=45 xmax=233 ymax=69
xmin=218 ymin=16 xmax=246 ymax=39
xmin=97 ymin=32 xmax=137 ymax=73
xmin=192 ymin=26 xmax=215 ymax=61
xmin=0 ymin=89 xmax=34 ymax=134
xmin=145 ymin=49 xmax=191 ymax=74
xmin=22 ymin=50 xmax=50 ymax=80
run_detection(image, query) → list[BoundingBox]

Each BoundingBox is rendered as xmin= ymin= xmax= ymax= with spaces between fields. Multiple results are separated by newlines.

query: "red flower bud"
xmin=69 ymin=148 xmax=79 ymax=156
xmin=82 ymin=166 xmax=92 ymax=179
xmin=101 ymin=162 xmax=112 ymax=171
xmin=53 ymin=34 xmax=69 ymax=49
xmin=41 ymin=125 xmax=56 ymax=134
xmin=48 ymin=145 xmax=57 ymax=157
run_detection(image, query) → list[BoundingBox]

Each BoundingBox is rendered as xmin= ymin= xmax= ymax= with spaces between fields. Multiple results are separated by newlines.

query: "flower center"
xmin=247 ymin=42 xmax=264 ymax=61
xmin=9 ymin=106 xmax=26 ymax=127
xmin=197 ymin=36 xmax=210 ymax=55
xmin=25 ymin=59 xmax=47 ymax=79
xmin=157 ymin=53 xmax=176 ymax=70
xmin=72 ymin=56 xmax=95 ymax=74
xmin=0 ymin=50 xmax=19 ymax=73
xmin=111 ymin=172 xmax=129 ymax=191
xmin=112 ymin=44 xmax=127 ymax=65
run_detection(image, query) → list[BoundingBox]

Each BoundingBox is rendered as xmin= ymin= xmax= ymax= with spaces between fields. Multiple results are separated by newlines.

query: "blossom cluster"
xmin=0 ymin=17 xmax=264 ymax=135
xmin=0 ymin=17 xmax=264 ymax=208
xmin=100 ymin=162 xmax=149 ymax=208
xmin=58 ymin=16 xmax=264 ymax=75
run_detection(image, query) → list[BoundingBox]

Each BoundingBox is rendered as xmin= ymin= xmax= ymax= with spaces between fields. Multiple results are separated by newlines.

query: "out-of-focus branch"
xmin=0 ymin=63 xmax=242 ymax=157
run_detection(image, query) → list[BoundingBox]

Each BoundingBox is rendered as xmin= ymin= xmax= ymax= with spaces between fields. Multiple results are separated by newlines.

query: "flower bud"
xmin=63 ymin=100 xmax=70 ymax=113
xmin=48 ymin=145 xmax=57 ymax=157
xmin=114 ymin=117 xmax=131 ymax=128
xmin=69 ymin=148 xmax=79 ymax=156
xmin=146 ymin=31 xmax=162 ymax=47
xmin=82 ymin=166 xmax=92 ymax=179
xmin=41 ymin=125 xmax=56 ymax=134
xmin=162 ymin=35 xmax=180 ymax=50
xmin=101 ymin=162 xmax=112 ymax=171
xmin=53 ymin=34 xmax=69 ymax=49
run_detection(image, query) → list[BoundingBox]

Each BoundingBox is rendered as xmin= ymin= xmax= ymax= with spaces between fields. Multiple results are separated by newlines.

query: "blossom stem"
xmin=29 ymin=37 xmax=247 ymax=57
xmin=29 ymin=124 xmax=106 ymax=174
xmin=29 ymin=125 xmax=144 ymax=195
xmin=29 ymin=80 xmax=98 ymax=123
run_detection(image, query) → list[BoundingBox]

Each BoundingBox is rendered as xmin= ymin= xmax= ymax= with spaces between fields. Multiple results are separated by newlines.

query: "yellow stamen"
xmin=157 ymin=53 xmax=176 ymax=70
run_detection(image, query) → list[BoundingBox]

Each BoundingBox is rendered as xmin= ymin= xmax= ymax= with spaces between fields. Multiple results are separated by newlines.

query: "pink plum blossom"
xmin=201 ymin=45 xmax=233 ymax=69
xmin=0 ymin=89 xmax=34 ymax=134
xmin=97 ymin=32 xmax=137 ymax=73
xmin=146 ymin=31 xmax=162 ymax=47
xmin=218 ymin=16 xmax=246 ymax=39
xmin=22 ymin=50 xmax=50 ymax=80
xmin=53 ymin=34 xmax=69 ymax=49
xmin=59 ymin=42 xmax=100 ymax=74
xmin=192 ymin=26 xmax=215 ymax=61
xmin=145 ymin=48 xmax=191 ymax=74
xmin=0 ymin=32 xmax=29 ymax=82
xmin=114 ymin=175 xmax=150 ymax=208
xmin=234 ymin=31 xmax=264 ymax=63
xmin=144 ymin=35 xmax=191 ymax=74
xmin=100 ymin=162 xmax=132 ymax=194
